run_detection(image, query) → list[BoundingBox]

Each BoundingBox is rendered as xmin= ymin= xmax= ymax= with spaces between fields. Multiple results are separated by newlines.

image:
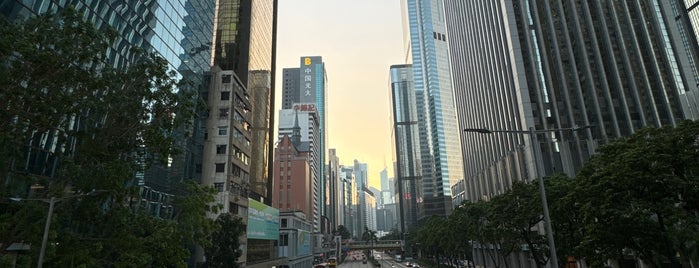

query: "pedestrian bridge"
xmin=346 ymin=240 xmax=403 ymax=250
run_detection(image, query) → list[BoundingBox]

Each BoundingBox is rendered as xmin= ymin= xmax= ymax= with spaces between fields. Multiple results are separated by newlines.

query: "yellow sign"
xmin=304 ymin=57 xmax=311 ymax=65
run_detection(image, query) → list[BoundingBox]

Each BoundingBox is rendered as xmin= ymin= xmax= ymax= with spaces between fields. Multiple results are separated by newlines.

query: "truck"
xmin=395 ymin=254 xmax=402 ymax=262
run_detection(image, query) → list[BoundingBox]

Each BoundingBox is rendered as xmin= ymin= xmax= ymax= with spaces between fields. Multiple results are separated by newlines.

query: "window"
xmin=279 ymin=234 xmax=288 ymax=246
xmin=218 ymin=126 xmax=227 ymax=135
xmin=216 ymin=144 xmax=227 ymax=154
xmin=215 ymin=163 xmax=225 ymax=173
xmin=219 ymin=108 xmax=229 ymax=118
xmin=281 ymin=219 xmax=288 ymax=228
xmin=214 ymin=182 xmax=224 ymax=192
xmin=221 ymin=74 xmax=231 ymax=83
xmin=221 ymin=91 xmax=230 ymax=100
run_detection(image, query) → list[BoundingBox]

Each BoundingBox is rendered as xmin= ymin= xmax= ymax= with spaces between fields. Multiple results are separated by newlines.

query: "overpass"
xmin=346 ymin=240 xmax=403 ymax=250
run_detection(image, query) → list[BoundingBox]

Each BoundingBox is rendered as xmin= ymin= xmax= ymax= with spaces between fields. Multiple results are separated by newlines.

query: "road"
xmin=340 ymin=251 xmax=403 ymax=268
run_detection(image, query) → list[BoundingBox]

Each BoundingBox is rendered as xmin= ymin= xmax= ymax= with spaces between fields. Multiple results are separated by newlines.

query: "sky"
xmin=275 ymin=0 xmax=405 ymax=189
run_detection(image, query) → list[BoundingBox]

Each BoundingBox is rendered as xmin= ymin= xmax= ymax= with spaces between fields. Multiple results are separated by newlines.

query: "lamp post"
xmin=10 ymin=189 xmax=108 ymax=268
xmin=463 ymin=125 xmax=592 ymax=267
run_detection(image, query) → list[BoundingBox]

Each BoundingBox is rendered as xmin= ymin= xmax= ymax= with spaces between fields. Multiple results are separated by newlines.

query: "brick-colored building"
xmin=272 ymin=134 xmax=313 ymax=222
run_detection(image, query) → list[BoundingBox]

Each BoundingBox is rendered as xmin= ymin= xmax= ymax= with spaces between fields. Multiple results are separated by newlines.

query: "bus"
xmin=327 ymin=257 xmax=337 ymax=267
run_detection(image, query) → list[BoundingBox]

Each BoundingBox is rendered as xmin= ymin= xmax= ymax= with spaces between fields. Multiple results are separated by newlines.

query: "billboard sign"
xmin=247 ymin=198 xmax=279 ymax=240
xmin=298 ymin=230 xmax=311 ymax=255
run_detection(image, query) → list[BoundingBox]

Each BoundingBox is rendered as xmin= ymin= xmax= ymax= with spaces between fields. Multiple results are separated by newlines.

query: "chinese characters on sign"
xmin=304 ymin=67 xmax=312 ymax=96
xmin=293 ymin=103 xmax=316 ymax=112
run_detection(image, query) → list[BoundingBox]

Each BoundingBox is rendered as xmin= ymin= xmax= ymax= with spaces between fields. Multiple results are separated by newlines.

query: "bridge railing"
xmin=346 ymin=240 xmax=403 ymax=249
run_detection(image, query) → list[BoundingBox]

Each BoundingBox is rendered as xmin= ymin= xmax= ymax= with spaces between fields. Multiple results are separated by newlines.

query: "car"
xmin=406 ymin=263 xmax=413 ymax=267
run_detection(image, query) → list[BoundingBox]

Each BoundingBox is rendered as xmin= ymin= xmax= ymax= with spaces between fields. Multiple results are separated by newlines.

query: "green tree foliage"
xmin=409 ymin=121 xmax=699 ymax=267
xmin=380 ymin=228 xmax=402 ymax=241
xmin=572 ymin=120 xmax=699 ymax=266
xmin=205 ymin=213 xmax=246 ymax=268
xmin=335 ymin=225 xmax=352 ymax=240
xmin=362 ymin=226 xmax=378 ymax=243
xmin=489 ymin=181 xmax=546 ymax=268
xmin=0 ymin=7 xmax=215 ymax=267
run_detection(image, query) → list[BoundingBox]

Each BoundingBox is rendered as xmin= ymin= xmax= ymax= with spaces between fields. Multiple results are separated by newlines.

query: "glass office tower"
xmin=279 ymin=56 xmax=328 ymax=234
xmin=390 ymin=64 xmax=423 ymax=232
xmin=403 ymin=0 xmax=464 ymax=219
xmin=445 ymin=0 xmax=699 ymax=201
xmin=210 ymin=0 xmax=278 ymax=266
xmin=0 ymin=0 xmax=216 ymax=217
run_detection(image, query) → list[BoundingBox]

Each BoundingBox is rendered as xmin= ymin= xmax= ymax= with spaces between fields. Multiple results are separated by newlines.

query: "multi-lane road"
xmin=340 ymin=251 xmax=409 ymax=268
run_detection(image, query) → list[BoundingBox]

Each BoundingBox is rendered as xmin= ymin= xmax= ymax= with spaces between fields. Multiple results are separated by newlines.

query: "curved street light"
xmin=11 ymin=189 xmax=109 ymax=268
xmin=463 ymin=125 xmax=593 ymax=267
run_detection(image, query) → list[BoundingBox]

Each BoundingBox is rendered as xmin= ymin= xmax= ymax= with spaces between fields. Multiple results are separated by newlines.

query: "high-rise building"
xmin=378 ymin=168 xmax=393 ymax=207
xmin=444 ymin=0 xmax=699 ymax=202
xmin=277 ymin=106 xmax=321 ymax=231
xmin=352 ymin=160 xmax=369 ymax=236
xmin=1 ymin=0 xmax=216 ymax=220
xmin=280 ymin=56 xmax=328 ymax=234
xmin=676 ymin=1 xmax=699 ymax=116
xmin=339 ymin=166 xmax=356 ymax=237
xmin=389 ymin=64 xmax=422 ymax=233
xmin=402 ymin=0 xmax=464 ymax=219
xmin=363 ymin=189 xmax=377 ymax=231
xmin=327 ymin=149 xmax=341 ymax=231
xmin=207 ymin=1 xmax=278 ymax=266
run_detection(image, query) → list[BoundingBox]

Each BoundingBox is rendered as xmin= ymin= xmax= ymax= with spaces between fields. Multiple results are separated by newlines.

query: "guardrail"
xmin=346 ymin=240 xmax=403 ymax=250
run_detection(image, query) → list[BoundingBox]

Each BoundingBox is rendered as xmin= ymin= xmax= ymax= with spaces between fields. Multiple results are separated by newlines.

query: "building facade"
xmin=277 ymin=106 xmax=321 ymax=231
xmin=389 ymin=64 xmax=423 ymax=233
xmin=209 ymin=1 xmax=278 ymax=266
xmin=402 ymin=0 xmax=464 ymax=220
xmin=0 ymin=0 xmax=217 ymax=220
xmin=272 ymin=135 xmax=312 ymax=220
xmin=444 ymin=0 xmax=699 ymax=203
xmin=362 ymin=189 xmax=377 ymax=232
xmin=280 ymin=56 xmax=328 ymax=235
xmin=278 ymin=211 xmax=314 ymax=268
xmin=339 ymin=166 xmax=356 ymax=237
xmin=327 ymin=149 xmax=341 ymax=231
xmin=352 ymin=160 xmax=369 ymax=237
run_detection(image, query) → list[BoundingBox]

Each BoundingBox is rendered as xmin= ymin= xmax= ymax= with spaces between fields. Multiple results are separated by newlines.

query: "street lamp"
xmin=463 ymin=125 xmax=592 ymax=267
xmin=11 ymin=189 xmax=108 ymax=268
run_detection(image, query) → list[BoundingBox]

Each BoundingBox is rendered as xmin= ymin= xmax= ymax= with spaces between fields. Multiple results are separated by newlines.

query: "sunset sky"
xmin=275 ymin=0 xmax=404 ymax=188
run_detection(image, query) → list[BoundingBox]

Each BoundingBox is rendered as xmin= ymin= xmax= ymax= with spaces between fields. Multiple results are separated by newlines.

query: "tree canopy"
xmin=0 ymin=7 xmax=216 ymax=267
xmin=410 ymin=120 xmax=699 ymax=267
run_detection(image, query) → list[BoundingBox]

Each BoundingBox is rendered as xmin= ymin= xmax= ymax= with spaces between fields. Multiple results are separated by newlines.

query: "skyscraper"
xmin=339 ymin=166 xmax=356 ymax=237
xmin=1 ymin=0 xmax=217 ymax=219
xmin=390 ymin=64 xmax=422 ymax=233
xmin=280 ymin=56 xmax=328 ymax=234
xmin=327 ymin=149 xmax=341 ymax=231
xmin=352 ymin=160 xmax=369 ymax=236
xmin=206 ymin=0 xmax=279 ymax=266
xmin=402 ymin=0 xmax=464 ymax=219
xmin=445 ymin=0 xmax=699 ymax=201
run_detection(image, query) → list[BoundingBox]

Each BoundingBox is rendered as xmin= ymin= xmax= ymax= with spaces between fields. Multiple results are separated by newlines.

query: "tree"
xmin=545 ymin=174 xmax=585 ymax=265
xmin=488 ymin=181 xmax=545 ymax=268
xmin=362 ymin=226 xmax=378 ymax=258
xmin=573 ymin=120 xmax=699 ymax=266
xmin=205 ymin=213 xmax=246 ymax=268
xmin=336 ymin=225 xmax=352 ymax=240
xmin=380 ymin=228 xmax=402 ymax=240
xmin=0 ymin=7 xmax=212 ymax=267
